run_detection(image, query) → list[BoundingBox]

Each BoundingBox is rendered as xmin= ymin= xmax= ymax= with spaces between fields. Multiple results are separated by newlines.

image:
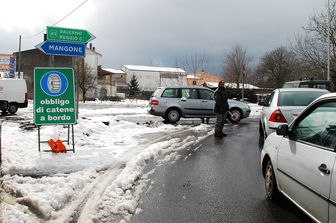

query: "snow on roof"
xmin=187 ymin=74 xmax=201 ymax=79
xmin=102 ymin=68 xmax=125 ymax=74
xmin=122 ymin=65 xmax=185 ymax=73
xmin=206 ymin=82 xmax=260 ymax=89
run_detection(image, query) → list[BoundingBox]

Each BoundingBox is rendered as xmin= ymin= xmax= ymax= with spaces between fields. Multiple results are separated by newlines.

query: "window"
xmin=265 ymin=92 xmax=275 ymax=107
xmin=293 ymin=101 xmax=336 ymax=151
xmin=278 ymin=91 xmax=327 ymax=106
xmin=162 ymin=88 xmax=179 ymax=98
xmin=199 ymin=89 xmax=214 ymax=100
xmin=181 ymin=88 xmax=198 ymax=99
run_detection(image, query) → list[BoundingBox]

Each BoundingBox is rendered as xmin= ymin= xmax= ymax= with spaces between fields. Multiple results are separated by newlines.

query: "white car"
xmin=259 ymin=88 xmax=329 ymax=138
xmin=261 ymin=92 xmax=336 ymax=223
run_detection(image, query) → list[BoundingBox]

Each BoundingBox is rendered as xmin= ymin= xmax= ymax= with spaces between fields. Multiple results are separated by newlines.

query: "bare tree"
xmin=79 ymin=63 xmax=97 ymax=103
xmin=173 ymin=53 xmax=208 ymax=85
xmin=292 ymin=1 xmax=336 ymax=85
xmin=256 ymin=46 xmax=299 ymax=88
xmin=222 ymin=45 xmax=249 ymax=88
xmin=184 ymin=53 xmax=207 ymax=74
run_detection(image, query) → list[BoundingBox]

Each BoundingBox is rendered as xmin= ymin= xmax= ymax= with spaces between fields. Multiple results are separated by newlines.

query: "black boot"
xmin=214 ymin=132 xmax=224 ymax=137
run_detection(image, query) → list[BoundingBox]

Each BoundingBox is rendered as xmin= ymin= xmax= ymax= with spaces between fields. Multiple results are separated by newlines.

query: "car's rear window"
xmin=278 ymin=91 xmax=327 ymax=106
xmin=152 ymin=88 xmax=162 ymax=97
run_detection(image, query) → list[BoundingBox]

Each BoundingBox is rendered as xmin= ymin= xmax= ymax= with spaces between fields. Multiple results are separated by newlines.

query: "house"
xmin=97 ymin=67 xmax=127 ymax=98
xmin=187 ymin=71 xmax=222 ymax=86
xmin=83 ymin=45 xmax=102 ymax=99
xmin=121 ymin=65 xmax=186 ymax=92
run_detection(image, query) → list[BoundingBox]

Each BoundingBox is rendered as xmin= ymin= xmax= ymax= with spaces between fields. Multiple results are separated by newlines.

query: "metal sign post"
xmin=38 ymin=125 xmax=75 ymax=152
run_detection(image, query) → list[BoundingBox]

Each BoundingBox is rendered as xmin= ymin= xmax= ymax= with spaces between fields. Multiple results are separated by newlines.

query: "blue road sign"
xmin=9 ymin=56 xmax=16 ymax=78
xmin=36 ymin=41 xmax=86 ymax=57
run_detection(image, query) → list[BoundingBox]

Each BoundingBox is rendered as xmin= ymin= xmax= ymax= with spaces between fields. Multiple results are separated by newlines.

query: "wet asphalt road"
xmin=130 ymin=118 xmax=313 ymax=223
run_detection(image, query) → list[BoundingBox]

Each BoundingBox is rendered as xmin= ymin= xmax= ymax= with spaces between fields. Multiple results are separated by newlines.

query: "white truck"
xmin=0 ymin=78 xmax=28 ymax=114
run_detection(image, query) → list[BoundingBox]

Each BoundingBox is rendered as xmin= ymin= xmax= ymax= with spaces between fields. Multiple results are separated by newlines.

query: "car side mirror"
xmin=276 ymin=124 xmax=289 ymax=136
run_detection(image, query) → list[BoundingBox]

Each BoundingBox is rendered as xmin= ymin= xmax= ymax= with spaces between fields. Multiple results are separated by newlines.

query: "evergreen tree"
xmin=128 ymin=75 xmax=140 ymax=96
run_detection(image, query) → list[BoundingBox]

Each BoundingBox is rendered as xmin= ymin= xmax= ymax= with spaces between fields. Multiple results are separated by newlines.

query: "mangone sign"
xmin=34 ymin=68 xmax=76 ymax=125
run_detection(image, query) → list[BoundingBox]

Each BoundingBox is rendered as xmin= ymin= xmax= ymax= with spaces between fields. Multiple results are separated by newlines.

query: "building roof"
xmin=206 ymin=82 xmax=260 ymax=89
xmin=122 ymin=65 xmax=185 ymax=73
xmin=102 ymin=68 xmax=125 ymax=74
xmin=187 ymin=74 xmax=201 ymax=80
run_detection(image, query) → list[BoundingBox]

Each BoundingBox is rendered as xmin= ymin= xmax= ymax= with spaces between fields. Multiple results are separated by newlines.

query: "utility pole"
xmin=18 ymin=35 xmax=22 ymax=79
xmin=242 ymin=65 xmax=246 ymax=101
xmin=327 ymin=0 xmax=330 ymax=81
xmin=76 ymin=57 xmax=80 ymax=118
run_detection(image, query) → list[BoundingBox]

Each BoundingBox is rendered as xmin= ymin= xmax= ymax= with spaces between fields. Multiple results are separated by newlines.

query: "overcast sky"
xmin=0 ymin=0 xmax=327 ymax=74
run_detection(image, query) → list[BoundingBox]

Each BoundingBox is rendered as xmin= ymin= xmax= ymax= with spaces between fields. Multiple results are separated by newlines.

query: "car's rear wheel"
xmin=228 ymin=108 xmax=242 ymax=123
xmin=264 ymin=160 xmax=279 ymax=201
xmin=165 ymin=108 xmax=181 ymax=124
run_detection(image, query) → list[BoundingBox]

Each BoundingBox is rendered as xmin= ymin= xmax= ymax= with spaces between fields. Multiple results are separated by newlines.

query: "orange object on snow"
xmin=48 ymin=139 xmax=67 ymax=153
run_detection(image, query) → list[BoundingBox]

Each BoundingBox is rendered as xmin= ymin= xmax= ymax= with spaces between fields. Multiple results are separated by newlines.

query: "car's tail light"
xmin=269 ymin=108 xmax=287 ymax=123
xmin=151 ymin=99 xmax=159 ymax=105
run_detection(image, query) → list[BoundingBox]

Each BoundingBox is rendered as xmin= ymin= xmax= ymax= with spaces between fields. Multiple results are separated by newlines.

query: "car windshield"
xmin=278 ymin=91 xmax=327 ymax=106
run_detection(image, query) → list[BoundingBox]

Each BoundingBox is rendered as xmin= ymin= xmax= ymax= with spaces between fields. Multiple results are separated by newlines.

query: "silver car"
xmin=147 ymin=86 xmax=251 ymax=124
xmin=261 ymin=92 xmax=336 ymax=223
xmin=259 ymin=88 xmax=329 ymax=138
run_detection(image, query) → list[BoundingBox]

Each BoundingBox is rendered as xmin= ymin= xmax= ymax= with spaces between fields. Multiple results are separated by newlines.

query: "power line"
xmin=22 ymin=0 xmax=89 ymax=39
xmin=51 ymin=0 xmax=89 ymax=27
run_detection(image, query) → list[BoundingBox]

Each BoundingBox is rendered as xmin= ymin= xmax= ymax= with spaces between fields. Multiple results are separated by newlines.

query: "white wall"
xmin=84 ymin=49 xmax=101 ymax=98
xmin=126 ymin=71 xmax=160 ymax=91
xmin=161 ymin=76 xmax=187 ymax=87
xmin=97 ymin=84 xmax=116 ymax=98
xmin=124 ymin=69 xmax=187 ymax=91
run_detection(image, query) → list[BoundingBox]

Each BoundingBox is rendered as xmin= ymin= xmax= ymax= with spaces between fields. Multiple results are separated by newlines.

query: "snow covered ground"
xmin=0 ymin=99 xmax=261 ymax=223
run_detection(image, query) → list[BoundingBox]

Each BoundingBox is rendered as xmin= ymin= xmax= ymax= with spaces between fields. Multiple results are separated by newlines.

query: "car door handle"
xmin=318 ymin=164 xmax=331 ymax=175
xmin=201 ymin=100 xmax=208 ymax=102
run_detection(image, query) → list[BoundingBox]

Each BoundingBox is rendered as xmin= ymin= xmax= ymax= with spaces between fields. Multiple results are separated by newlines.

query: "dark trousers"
xmin=215 ymin=112 xmax=227 ymax=134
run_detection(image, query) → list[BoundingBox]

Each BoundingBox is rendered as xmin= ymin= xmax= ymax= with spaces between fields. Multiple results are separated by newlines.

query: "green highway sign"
xmin=47 ymin=26 xmax=95 ymax=44
xmin=34 ymin=67 xmax=76 ymax=125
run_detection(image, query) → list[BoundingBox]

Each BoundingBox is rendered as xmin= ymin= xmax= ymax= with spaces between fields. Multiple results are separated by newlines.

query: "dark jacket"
xmin=214 ymin=87 xmax=229 ymax=113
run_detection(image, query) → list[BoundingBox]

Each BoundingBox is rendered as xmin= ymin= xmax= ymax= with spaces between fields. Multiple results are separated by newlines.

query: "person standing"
xmin=214 ymin=80 xmax=229 ymax=137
